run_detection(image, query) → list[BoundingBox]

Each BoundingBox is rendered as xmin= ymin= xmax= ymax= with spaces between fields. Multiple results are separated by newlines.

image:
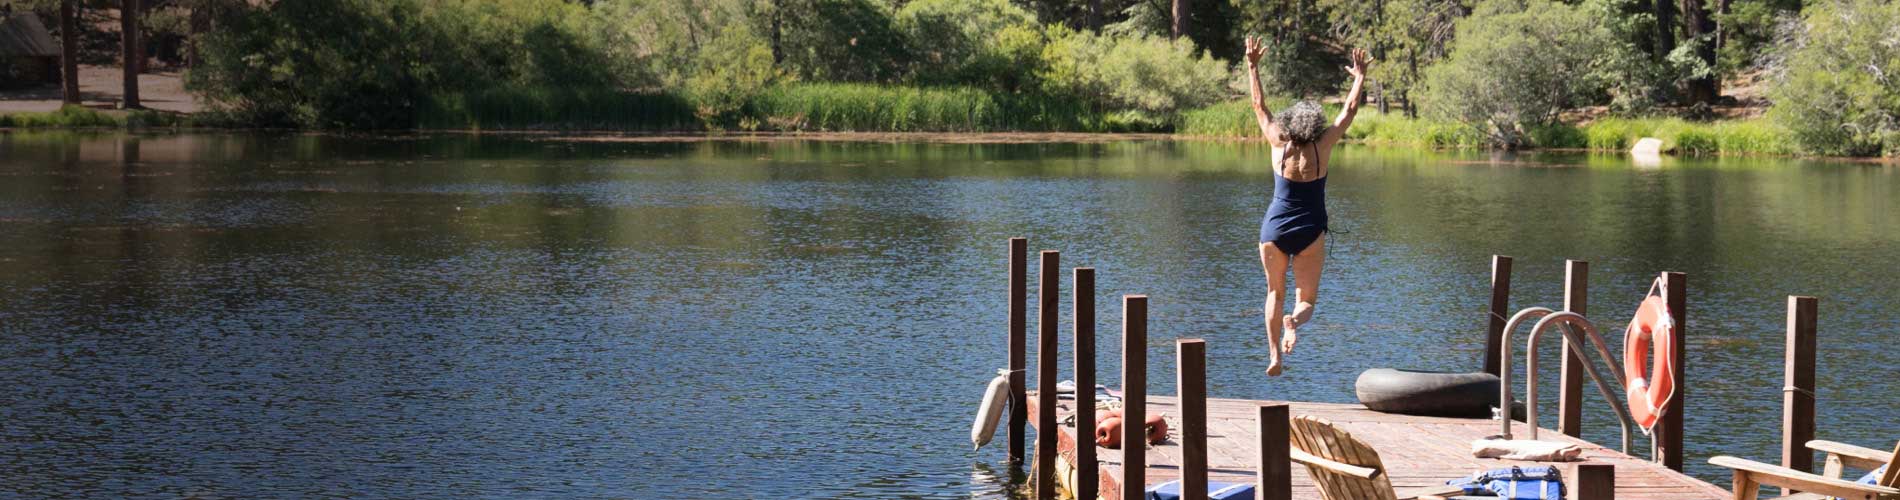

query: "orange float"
xmin=1092 ymin=409 xmax=1169 ymax=449
xmin=1094 ymin=413 xmax=1123 ymax=448
xmin=1623 ymin=293 xmax=1678 ymax=432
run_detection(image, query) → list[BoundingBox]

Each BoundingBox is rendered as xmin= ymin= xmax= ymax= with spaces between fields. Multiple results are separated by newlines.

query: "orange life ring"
xmin=1623 ymin=295 xmax=1678 ymax=431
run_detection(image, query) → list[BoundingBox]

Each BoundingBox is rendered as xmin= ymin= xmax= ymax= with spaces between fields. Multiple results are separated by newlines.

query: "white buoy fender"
xmin=971 ymin=369 xmax=1011 ymax=450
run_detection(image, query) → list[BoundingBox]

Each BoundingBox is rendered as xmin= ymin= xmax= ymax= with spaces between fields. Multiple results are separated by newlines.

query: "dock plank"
xmin=1026 ymin=393 xmax=1729 ymax=500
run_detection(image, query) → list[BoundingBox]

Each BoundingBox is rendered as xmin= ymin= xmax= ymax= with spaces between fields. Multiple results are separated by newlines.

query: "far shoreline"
xmin=5 ymin=127 xmax=1896 ymax=164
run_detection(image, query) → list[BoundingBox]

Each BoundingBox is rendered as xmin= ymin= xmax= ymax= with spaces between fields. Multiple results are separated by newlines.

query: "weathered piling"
xmin=1257 ymin=403 xmax=1291 ymax=500
xmin=1484 ymin=255 xmax=1514 ymax=376
xmin=1560 ymin=260 xmax=1589 ymax=437
xmin=1122 ymin=295 xmax=1148 ymax=500
xmin=1074 ymin=268 xmax=1098 ymax=500
xmin=1178 ymin=339 xmax=1208 ymax=500
xmin=1781 ymin=295 xmax=1817 ymax=495
xmin=1009 ymin=238 xmax=1027 ymax=465
xmin=1036 ymin=251 xmax=1060 ymax=500
xmin=1578 ymin=463 xmax=1615 ymax=500
xmin=1661 ymin=272 xmax=1687 ymax=471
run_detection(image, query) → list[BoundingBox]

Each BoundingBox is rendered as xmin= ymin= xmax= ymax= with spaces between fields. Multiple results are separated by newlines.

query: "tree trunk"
xmin=1088 ymin=0 xmax=1101 ymax=32
xmin=1654 ymin=0 xmax=1676 ymax=61
xmin=1405 ymin=48 xmax=1419 ymax=118
xmin=1682 ymin=0 xmax=1717 ymax=104
xmin=1715 ymin=0 xmax=1731 ymax=54
xmin=187 ymin=0 xmax=210 ymax=69
xmin=1170 ymin=0 xmax=1185 ymax=40
xmin=120 ymin=0 xmax=142 ymax=109
xmin=1632 ymin=0 xmax=1656 ymax=56
xmin=60 ymin=0 xmax=81 ymax=105
xmin=770 ymin=0 xmax=783 ymax=65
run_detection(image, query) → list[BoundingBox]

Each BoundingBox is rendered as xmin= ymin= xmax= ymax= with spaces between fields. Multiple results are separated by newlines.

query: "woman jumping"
xmin=1244 ymin=36 xmax=1370 ymax=376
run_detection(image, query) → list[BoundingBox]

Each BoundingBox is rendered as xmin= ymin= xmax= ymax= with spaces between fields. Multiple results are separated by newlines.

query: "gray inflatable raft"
xmin=1355 ymin=368 xmax=1501 ymax=418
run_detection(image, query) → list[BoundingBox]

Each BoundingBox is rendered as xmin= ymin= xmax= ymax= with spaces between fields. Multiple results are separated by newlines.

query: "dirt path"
xmin=0 ymin=64 xmax=200 ymax=114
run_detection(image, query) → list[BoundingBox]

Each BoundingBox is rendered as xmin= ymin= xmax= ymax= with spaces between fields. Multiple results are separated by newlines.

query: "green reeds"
xmin=748 ymin=83 xmax=1106 ymax=132
xmin=1581 ymin=117 xmax=1796 ymax=155
xmin=420 ymin=87 xmax=700 ymax=131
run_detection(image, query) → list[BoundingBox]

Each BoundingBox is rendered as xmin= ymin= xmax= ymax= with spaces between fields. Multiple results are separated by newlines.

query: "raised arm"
xmin=1330 ymin=48 xmax=1372 ymax=136
xmin=1244 ymin=36 xmax=1281 ymax=143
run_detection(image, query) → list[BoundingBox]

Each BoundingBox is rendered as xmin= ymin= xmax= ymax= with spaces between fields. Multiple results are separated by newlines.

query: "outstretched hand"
xmin=1344 ymin=47 xmax=1372 ymax=79
xmin=1245 ymin=35 xmax=1267 ymax=65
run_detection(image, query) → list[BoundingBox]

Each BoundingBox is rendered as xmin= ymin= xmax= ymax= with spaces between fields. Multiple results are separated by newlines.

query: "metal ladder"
xmin=1495 ymin=307 xmax=1649 ymax=458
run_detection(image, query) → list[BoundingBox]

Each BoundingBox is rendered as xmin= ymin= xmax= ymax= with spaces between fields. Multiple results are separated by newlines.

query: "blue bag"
xmin=1146 ymin=480 xmax=1256 ymax=500
xmin=1445 ymin=465 xmax=1566 ymax=500
xmin=1832 ymin=465 xmax=1889 ymax=500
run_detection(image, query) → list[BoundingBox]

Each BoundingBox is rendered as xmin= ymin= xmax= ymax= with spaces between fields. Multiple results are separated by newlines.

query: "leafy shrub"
xmin=1767 ymin=0 xmax=1900 ymax=156
xmin=779 ymin=0 xmax=911 ymax=83
xmin=1715 ymin=0 xmax=1800 ymax=77
xmin=895 ymin=0 xmax=1042 ymax=88
xmin=1417 ymin=0 xmax=1613 ymax=148
xmin=685 ymin=33 xmax=780 ymax=128
xmin=1582 ymin=0 xmax=1678 ymax=114
xmin=193 ymin=0 xmax=614 ymax=129
xmin=1039 ymin=27 xmax=1229 ymax=116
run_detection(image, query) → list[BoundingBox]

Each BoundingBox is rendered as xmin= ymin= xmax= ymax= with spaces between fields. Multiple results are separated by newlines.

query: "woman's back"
xmin=1272 ymin=140 xmax=1332 ymax=182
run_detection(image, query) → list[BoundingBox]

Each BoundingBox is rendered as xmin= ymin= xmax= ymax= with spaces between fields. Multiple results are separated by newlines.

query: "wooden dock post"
xmin=1074 ymin=268 xmax=1098 ymax=500
xmin=1122 ymin=295 xmax=1148 ymax=500
xmin=1178 ymin=339 xmax=1208 ymax=500
xmin=1008 ymin=238 xmax=1027 ymax=466
xmin=1660 ymin=271 xmax=1687 ymax=471
xmin=1780 ymin=295 xmax=1817 ymax=495
xmin=1010 ymin=239 xmax=1026 ymax=465
xmin=1036 ymin=251 xmax=1060 ymax=500
xmin=1560 ymin=260 xmax=1589 ymax=438
xmin=1484 ymin=255 xmax=1515 ymax=376
xmin=1257 ymin=403 xmax=1291 ymax=500
xmin=1577 ymin=463 xmax=1615 ymax=500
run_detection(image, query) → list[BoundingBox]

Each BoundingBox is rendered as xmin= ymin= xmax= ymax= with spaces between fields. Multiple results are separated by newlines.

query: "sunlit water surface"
xmin=1 ymin=132 xmax=1895 ymax=498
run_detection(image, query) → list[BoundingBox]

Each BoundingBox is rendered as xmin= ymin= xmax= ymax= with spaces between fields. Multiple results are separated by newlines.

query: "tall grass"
xmin=1174 ymin=99 xmax=1344 ymax=138
xmin=748 ymin=83 xmax=1108 ymax=132
xmin=0 ymin=105 xmax=186 ymax=129
xmin=1346 ymin=112 xmax=1489 ymax=148
xmin=421 ymin=87 xmax=699 ymax=131
xmin=1582 ymin=117 xmax=1796 ymax=155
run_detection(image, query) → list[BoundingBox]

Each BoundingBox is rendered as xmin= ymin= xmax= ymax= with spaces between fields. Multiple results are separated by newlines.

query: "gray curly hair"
xmin=1275 ymin=100 xmax=1329 ymax=145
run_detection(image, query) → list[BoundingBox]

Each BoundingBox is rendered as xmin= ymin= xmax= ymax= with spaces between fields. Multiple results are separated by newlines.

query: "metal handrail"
xmin=1495 ymin=307 xmax=1553 ymax=439
xmin=1524 ymin=312 xmax=1635 ymax=454
xmin=1495 ymin=307 xmax=1638 ymax=455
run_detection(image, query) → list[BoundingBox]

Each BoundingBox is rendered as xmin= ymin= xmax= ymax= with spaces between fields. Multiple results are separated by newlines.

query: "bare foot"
xmin=1280 ymin=316 xmax=1300 ymax=353
xmin=1282 ymin=302 xmax=1313 ymax=353
xmin=1266 ymin=332 xmax=1286 ymax=377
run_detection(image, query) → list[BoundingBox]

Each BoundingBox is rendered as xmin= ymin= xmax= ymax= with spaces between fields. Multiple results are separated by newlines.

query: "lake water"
xmin=1 ymin=132 xmax=1894 ymax=498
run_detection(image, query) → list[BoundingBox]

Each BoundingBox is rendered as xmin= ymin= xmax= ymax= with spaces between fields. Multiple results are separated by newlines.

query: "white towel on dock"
xmin=1471 ymin=437 xmax=1583 ymax=461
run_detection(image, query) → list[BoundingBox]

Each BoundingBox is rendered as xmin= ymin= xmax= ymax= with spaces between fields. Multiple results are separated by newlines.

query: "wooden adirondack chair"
xmin=1288 ymin=415 xmax=1464 ymax=500
xmin=1709 ymin=440 xmax=1899 ymax=500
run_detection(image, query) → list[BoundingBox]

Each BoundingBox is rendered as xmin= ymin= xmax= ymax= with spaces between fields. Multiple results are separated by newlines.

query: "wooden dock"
xmin=997 ymin=239 xmax=1841 ymax=500
xmin=1024 ymin=394 xmax=1731 ymax=500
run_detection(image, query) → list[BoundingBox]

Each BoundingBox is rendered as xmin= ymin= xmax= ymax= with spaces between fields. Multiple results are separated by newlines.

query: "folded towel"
xmin=1471 ymin=437 xmax=1583 ymax=461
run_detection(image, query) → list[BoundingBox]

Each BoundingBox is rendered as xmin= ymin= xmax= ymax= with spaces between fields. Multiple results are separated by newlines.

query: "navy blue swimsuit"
xmin=1260 ymin=144 xmax=1329 ymax=256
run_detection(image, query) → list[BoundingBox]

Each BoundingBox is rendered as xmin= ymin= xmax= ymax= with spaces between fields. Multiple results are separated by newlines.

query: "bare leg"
xmin=1282 ymin=234 xmax=1326 ymax=354
xmin=1259 ymin=242 xmax=1290 ymax=376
